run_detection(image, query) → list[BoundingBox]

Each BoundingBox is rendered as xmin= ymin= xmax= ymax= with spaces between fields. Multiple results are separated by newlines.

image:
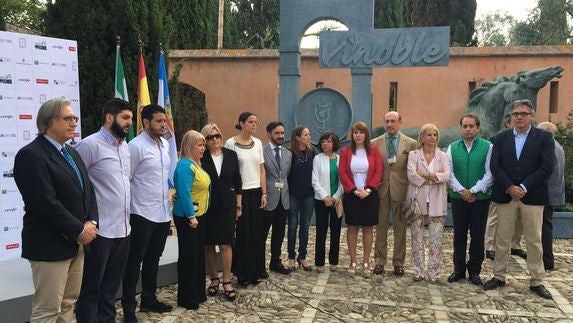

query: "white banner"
xmin=0 ymin=31 xmax=81 ymax=261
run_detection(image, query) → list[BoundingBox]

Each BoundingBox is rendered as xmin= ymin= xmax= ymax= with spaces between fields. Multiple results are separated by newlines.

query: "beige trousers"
xmin=374 ymin=194 xmax=407 ymax=267
xmin=29 ymin=245 xmax=84 ymax=323
xmin=484 ymin=202 xmax=523 ymax=251
xmin=493 ymin=200 xmax=544 ymax=286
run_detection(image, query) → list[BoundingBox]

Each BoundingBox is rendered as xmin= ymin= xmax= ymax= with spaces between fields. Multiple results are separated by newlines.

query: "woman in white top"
xmin=406 ymin=123 xmax=450 ymax=282
xmin=312 ymin=132 xmax=344 ymax=272
xmin=224 ymin=112 xmax=267 ymax=286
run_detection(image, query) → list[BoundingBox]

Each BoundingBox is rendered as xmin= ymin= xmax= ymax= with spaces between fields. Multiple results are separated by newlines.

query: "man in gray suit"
xmin=262 ymin=121 xmax=292 ymax=275
xmin=537 ymin=122 xmax=565 ymax=271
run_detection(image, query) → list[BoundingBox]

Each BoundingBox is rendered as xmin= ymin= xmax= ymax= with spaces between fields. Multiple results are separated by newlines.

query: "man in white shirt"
xmin=75 ymin=98 xmax=133 ymax=323
xmin=121 ymin=105 xmax=172 ymax=322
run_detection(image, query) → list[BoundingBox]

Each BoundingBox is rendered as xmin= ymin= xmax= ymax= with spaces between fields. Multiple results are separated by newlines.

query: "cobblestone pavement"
xmin=116 ymin=227 xmax=573 ymax=323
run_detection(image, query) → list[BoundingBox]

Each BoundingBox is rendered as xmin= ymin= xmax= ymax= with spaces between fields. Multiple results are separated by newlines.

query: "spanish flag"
xmin=136 ymin=50 xmax=151 ymax=136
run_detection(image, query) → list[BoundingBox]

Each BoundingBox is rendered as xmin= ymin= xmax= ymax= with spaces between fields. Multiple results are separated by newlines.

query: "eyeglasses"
xmin=511 ymin=112 xmax=531 ymax=117
xmin=205 ymin=133 xmax=222 ymax=141
xmin=59 ymin=115 xmax=79 ymax=123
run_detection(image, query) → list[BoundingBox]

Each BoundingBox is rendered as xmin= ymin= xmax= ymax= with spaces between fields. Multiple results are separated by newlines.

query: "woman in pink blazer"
xmin=406 ymin=124 xmax=450 ymax=282
xmin=339 ymin=122 xmax=383 ymax=277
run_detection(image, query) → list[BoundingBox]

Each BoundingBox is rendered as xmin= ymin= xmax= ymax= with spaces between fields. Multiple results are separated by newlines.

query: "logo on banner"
xmin=36 ymin=79 xmax=49 ymax=84
xmin=0 ymin=132 xmax=17 ymax=138
xmin=0 ymin=38 xmax=13 ymax=44
xmin=34 ymin=59 xmax=49 ymax=66
xmin=17 ymin=78 xmax=31 ymax=84
xmin=39 ymin=94 xmax=47 ymax=103
xmin=23 ymin=130 xmax=31 ymax=141
xmin=6 ymin=243 xmax=20 ymax=250
xmin=0 ymin=57 xmax=11 ymax=63
xmin=15 ymin=58 xmax=32 ymax=66
xmin=19 ymin=114 xmax=33 ymax=120
xmin=51 ymin=44 xmax=64 ymax=50
xmin=68 ymin=80 xmax=78 ymax=87
xmin=0 ymin=94 xmax=14 ymax=100
xmin=3 ymin=207 xmax=17 ymax=213
xmin=0 ymin=114 xmax=14 ymax=120
xmin=0 ymin=75 xmax=13 ymax=84
xmin=2 ymin=168 xmax=14 ymax=178
xmin=18 ymin=38 xmax=26 ymax=48
xmin=68 ymin=46 xmax=76 ymax=52
xmin=34 ymin=42 xmax=47 ymax=50
xmin=1 ymin=151 xmax=16 ymax=158
xmin=1 ymin=188 xmax=18 ymax=195
xmin=17 ymin=96 xmax=33 ymax=101
xmin=51 ymin=62 xmax=67 ymax=68
xmin=53 ymin=79 xmax=66 ymax=86
xmin=72 ymin=62 xmax=78 ymax=71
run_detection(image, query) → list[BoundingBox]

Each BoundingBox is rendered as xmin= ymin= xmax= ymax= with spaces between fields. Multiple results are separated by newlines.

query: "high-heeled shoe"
xmin=207 ymin=277 xmax=219 ymax=296
xmin=286 ymin=259 xmax=297 ymax=270
xmin=363 ymin=263 xmax=372 ymax=278
xmin=348 ymin=262 xmax=357 ymax=275
xmin=222 ymin=281 xmax=237 ymax=301
xmin=297 ymin=258 xmax=313 ymax=271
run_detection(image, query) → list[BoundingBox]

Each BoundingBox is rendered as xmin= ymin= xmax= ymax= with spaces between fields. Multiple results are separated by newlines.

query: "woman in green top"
xmin=173 ymin=130 xmax=211 ymax=310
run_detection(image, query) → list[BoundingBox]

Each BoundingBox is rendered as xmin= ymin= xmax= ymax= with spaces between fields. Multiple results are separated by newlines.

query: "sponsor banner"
xmin=0 ymin=30 xmax=80 ymax=261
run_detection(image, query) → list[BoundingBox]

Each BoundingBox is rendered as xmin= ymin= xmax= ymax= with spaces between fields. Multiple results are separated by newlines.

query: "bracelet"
xmin=262 ymin=193 xmax=267 ymax=197
xmin=236 ymin=205 xmax=242 ymax=210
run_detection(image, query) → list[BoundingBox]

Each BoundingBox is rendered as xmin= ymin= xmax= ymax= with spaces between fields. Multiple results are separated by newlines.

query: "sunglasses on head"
xmin=205 ymin=133 xmax=222 ymax=141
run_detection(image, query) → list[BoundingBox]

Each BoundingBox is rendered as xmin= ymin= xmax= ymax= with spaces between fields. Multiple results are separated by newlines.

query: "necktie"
xmin=387 ymin=136 xmax=397 ymax=158
xmin=61 ymin=147 xmax=84 ymax=190
xmin=274 ymin=147 xmax=281 ymax=171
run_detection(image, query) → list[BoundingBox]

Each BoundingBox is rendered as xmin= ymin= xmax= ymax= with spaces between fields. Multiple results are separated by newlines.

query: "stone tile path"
xmin=117 ymin=227 xmax=573 ymax=323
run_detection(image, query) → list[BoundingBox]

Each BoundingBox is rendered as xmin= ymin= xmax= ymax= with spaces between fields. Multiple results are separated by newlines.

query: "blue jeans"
xmin=288 ymin=195 xmax=314 ymax=260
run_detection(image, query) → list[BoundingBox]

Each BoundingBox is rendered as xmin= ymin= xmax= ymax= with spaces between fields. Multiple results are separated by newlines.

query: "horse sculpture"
xmin=466 ymin=65 xmax=563 ymax=139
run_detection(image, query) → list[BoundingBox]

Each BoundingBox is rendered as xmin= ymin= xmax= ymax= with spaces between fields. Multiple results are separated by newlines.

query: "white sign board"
xmin=0 ymin=31 xmax=81 ymax=261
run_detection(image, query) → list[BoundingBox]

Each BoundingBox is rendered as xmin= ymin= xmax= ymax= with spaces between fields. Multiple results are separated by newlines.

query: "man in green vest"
xmin=446 ymin=114 xmax=493 ymax=285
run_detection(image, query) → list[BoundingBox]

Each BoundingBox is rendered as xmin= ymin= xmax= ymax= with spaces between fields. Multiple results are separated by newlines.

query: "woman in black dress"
xmin=200 ymin=124 xmax=242 ymax=301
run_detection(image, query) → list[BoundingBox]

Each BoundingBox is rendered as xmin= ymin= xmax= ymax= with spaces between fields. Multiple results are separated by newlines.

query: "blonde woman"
xmin=173 ymin=130 xmax=211 ymax=310
xmin=200 ymin=124 xmax=241 ymax=301
xmin=407 ymin=124 xmax=450 ymax=282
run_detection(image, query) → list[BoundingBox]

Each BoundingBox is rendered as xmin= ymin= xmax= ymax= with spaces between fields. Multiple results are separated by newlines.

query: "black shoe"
xmin=178 ymin=302 xmax=199 ymax=310
xmin=530 ymin=285 xmax=553 ymax=299
xmin=140 ymin=299 xmax=173 ymax=313
xmin=483 ymin=277 xmax=506 ymax=290
xmin=447 ymin=271 xmax=466 ymax=283
xmin=485 ymin=250 xmax=495 ymax=261
xmin=373 ymin=264 xmax=384 ymax=275
xmin=544 ymin=262 xmax=554 ymax=271
xmin=393 ymin=266 xmax=405 ymax=277
xmin=511 ymin=248 xmax=527 ymax=259
xmin=270 ymin=262 xmax=291 ymax=275
xmin=123 ymin=312 xmax=138 ymax=323
xmin=468 ymin=274 xmax=483 ymax=286
xmin=259 ymin=271 xmax=269 ymax=279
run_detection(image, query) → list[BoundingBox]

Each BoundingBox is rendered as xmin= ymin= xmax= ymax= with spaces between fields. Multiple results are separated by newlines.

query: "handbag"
xmin=334 ymin=198 xmax=344 ymax=218
xmin=401 ymin=186 xmax=421 ymax=223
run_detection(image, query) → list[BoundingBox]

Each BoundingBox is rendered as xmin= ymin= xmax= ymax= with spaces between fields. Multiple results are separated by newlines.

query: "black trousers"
xmin=76 ymin=235 xmax=130 ymax=323
xmin=174 ymin=216 xmax=206 ymax=309
xmin=542 ymin=205 xmax=554 ymax=268
xmin=314 ymin=199 xmax=342 ymax=267
xmin=121 ymin=214 xmax=170 ymax=312
xmin=451 ymin=199 xmax=489 ymax=275
xmin=263 ymin=199 xmax=288 ymax=266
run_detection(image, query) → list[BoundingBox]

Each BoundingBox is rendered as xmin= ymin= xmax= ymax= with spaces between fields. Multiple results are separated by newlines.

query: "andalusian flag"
xmin=158 ymin=52 xmax=178 ymax=187
xmin=136 ymin=50 xmax=151 ymax=136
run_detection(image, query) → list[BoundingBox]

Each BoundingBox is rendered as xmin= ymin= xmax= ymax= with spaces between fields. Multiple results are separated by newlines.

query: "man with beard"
xmin=262 ymin=121 xmax=292 ymax=275
xmin=75 ymin=98 xmax=133 ymax=322
xmin=121 ymin=105 xmax=172 ymax=322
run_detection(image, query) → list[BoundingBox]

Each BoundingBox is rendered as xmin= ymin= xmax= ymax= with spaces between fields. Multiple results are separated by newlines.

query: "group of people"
xmin=14 ymin=97 xmax=564 ymax=322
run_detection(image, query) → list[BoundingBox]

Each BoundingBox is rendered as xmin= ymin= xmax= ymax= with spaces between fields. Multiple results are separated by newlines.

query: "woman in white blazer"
xmin=312 ymin=132 xmax=344 ymax=272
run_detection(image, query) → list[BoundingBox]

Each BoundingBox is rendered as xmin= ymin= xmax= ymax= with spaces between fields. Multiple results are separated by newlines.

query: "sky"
xmin=476 ymin=0 xmax=538 ymax=20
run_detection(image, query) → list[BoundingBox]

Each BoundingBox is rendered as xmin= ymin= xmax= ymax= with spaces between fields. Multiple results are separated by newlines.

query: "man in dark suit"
xmin=14 ymin=98 xmax=98 ymax=322
xmin=263 ymin=121 xmax=292 ymax=274
xmin=483 ymin=99 xmax=555 ymax=299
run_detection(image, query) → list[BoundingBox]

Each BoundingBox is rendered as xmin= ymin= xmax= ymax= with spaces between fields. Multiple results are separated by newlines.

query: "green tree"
xmin=374 ymin=0 xmax=405 ymax=28
xmin=536 ymin=0 xmax=569 ymax=44
xmin=227 ymin=0 xmax=280 ymax=49
xmin=475 ymin=12 xmax=516 ymax=46
xmin=164 ymin=0 xmax=218 ymax=49
xmin=0 ymin=0 xmax=45 ymax=33
xmin=45 ymin=0 xmax=169 ymax=136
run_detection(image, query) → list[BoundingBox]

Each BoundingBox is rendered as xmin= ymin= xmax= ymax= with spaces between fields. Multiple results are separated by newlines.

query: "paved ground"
xmin=117 ymin=227 xmax=573 ymax=323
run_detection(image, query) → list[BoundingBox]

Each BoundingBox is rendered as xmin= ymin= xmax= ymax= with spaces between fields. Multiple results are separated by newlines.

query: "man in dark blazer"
xmin=483 ymin=99 xmax=555 ymax=299
xmin=262 ymin=121 xmax=292 ymax=274
xmin=14 ymin=98 xmax=98 ymax=322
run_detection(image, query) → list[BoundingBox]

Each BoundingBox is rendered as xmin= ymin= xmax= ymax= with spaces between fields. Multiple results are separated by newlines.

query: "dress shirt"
xmin=75 ymin=127 xmax=131 ymax=238
xmin=514 ymin=126 xmax=532 ymax=192
xmin=129 ymin=131 xmax=171 ymax=223
xmin=446 ymin=139 xmax=493 ymax=193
